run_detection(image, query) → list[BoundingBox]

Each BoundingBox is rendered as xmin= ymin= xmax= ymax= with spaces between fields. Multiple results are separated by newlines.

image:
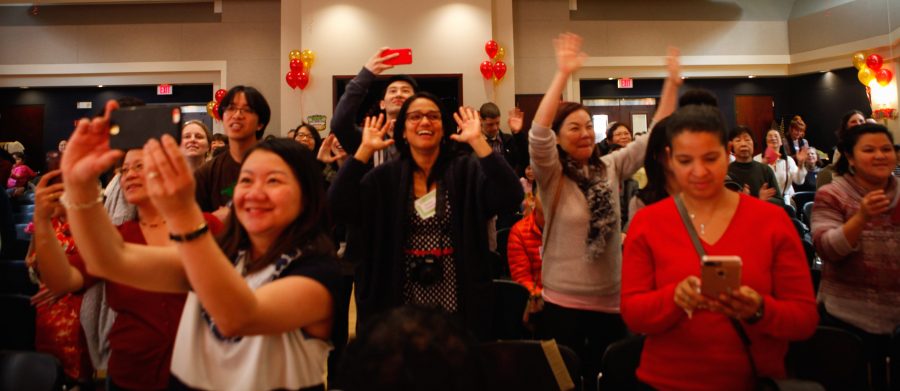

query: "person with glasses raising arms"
xmin=194 ymin=86 xmax=271 ymax=222
xmin=328 ymin=93 xmax=522 ymax=340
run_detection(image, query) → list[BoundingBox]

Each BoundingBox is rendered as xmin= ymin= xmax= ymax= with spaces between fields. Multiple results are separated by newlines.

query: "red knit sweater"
xmin=622 ymin=194 xmax=818 ymax=391
xmin=506 ymin=213 xmax=543 ymax=295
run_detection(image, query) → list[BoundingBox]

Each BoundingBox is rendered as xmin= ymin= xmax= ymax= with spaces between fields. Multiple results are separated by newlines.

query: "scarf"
xmin=562 ymin=155 xmax=617 ymax=261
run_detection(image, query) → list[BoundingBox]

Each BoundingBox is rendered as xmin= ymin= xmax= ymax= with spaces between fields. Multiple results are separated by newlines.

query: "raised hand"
xmin=666 ymin=46 xmax=683 ymax=86
xmin=453 ymin=106 xmax=491 ymax=157
xmin=317 ymin=134 xmax=346 ymax=164
xmin=33 ymin=171 xmax=65 ymax=221
xmin=364 ymin=47 xmax=399 ymax=75
xmin=355 ymin=114 xmax=395 ymax=163
xmin=142 ymin=135 xmax=199 ymax=221
xmin=61 ymin=100 xmax=124 ymax=187
xmin=795 ymin=146 xmax=809 ymax=165
xmin=553 ymin=32 xmax=587 ymax=75
xmin=508 ymin=107 xmax=524 ymax=134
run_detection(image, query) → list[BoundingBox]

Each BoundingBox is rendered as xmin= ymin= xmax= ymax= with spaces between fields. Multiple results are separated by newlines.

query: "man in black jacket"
xmin=478 ymin=102 xmax=528 ymax=175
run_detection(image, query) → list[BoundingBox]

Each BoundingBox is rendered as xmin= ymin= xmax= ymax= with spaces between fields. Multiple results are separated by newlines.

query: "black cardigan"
xmin=328 ymin=151 xmax=523 ymax=340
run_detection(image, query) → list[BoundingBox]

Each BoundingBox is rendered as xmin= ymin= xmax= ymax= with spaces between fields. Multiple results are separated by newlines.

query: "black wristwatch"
xmin=745 ymin=300 xmax=765 ymax=324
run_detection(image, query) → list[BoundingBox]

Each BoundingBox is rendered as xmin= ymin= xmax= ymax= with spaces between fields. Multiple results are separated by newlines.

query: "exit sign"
xmin=617 ymin=78 xmax=633 ymax=89
xmin=157 ymin=84 xmax=173 ymax=95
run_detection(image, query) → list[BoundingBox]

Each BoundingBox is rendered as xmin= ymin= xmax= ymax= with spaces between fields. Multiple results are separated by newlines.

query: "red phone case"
xmin=381 ymin=48 xmax=412 ymax=65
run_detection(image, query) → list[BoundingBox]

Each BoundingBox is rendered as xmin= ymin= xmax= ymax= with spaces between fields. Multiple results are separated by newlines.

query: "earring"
xmin=848 ymin=165 xmax=856 ymax=175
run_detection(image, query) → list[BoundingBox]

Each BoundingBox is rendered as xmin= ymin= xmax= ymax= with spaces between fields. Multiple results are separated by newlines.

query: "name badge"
xmin=414 ymin=189 xmax=437 ymax=220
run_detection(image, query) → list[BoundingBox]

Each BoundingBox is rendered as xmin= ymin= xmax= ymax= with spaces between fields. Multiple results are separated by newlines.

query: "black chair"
xmin=790 ymin=218 xmax=811 ymax=243
xmin=0 ymin=260 xmax=37 ymax=296
xmin=786 ymin=326 xmax=868 ymax=391
xmin=783 ymin=203 xmax=797 ymax=220
xmin=891 ymin=326 xmax=899 ymax=391
xmin=480 ymin=340 xmax=582 ymax=391
xmin=792 ymin=191 xmax=816 ymax=213
xmin=802 ymin=201 xmax=814 ymax=228
xmin=14 ymin=224 xmax=30 ymax=242
xmin=597 ymin=334 xmax=644 ymax=391
xmin=491 ymin=279 xmax=531 ymax=340
xmin=0 ymin=351 xmax=64 ymax=391
xmin=0 ymin=294 xmax=36 ymax=351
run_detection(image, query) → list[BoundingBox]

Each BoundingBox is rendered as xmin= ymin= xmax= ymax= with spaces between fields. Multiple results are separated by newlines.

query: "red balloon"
xmin=214 ymin=88 xmax=227 ymax=103
xmin=493 ymin=61 xmax=507 ymax=80
xmin=866 ymin=54 xmax=884 ymax=71
xmin=480 ymin=61 xmax=494 ymax=79
xmin=285 ymin=71 xmax=298 ymax=89
xmin=485 ymin=40 xmax=499 ymax=59
xmin=289 ymin=58 xmax=303 ymax=72
xmin=876 ymin=68 xmax=893 ymax=86
xmin=296 ymin=71 xmax=310 ymax=90
xmin=212 ymin=103 xmax=220 ymax=120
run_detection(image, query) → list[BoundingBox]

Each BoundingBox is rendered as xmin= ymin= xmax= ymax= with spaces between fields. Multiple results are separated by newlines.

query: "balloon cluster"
xmin=853 ymin=52 xmax=892 ymax=87
xmin=285 ymin=49 xmax=315 ymax=90
xmin=479 ymin=39 xmax=507 ymax=83
xmin=206 ymin=88 xmax=227 ymax=121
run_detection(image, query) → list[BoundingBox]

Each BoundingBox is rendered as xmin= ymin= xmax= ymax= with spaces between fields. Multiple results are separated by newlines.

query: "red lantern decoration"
xmin=480 ymin=61 xmax=494 ymax=79
xmin=285 ymin=71 xmax=298 ymax=89
xmin=296 ymin=71 xmax=310 ymax=90
xmin=214 ymin=88 xmax=227 ymax=103
xmin=493 ymin=61 xmax=507 ymax=80
xmin=876 ymin=68 xmax=893 ymax=86
xmin=289 ymin=58 xmax=303 ymax=73
xmin=485 ymin=40 xmax=499 ymax=59
xmin=866 ymin=54 xmax=884 ymax=71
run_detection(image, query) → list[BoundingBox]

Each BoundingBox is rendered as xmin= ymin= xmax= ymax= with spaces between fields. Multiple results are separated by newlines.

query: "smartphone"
xmin=380 ymin=48 xmax=413 ymax=65
xmin=701 ymin=255 xmax=742 ymax=298
xmin=109 ymin=106 xmax=182 ymax=150
xmin=45 ymin=151 xmax=62 ymax=185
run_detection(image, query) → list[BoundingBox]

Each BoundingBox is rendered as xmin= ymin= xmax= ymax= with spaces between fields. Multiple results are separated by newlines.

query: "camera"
xmin=408 ymin=256 xmax=442 ymax=286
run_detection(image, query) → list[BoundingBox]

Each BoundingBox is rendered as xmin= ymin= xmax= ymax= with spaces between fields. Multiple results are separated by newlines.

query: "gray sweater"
xmin=529 ymin=122 xmax=648 ymax=299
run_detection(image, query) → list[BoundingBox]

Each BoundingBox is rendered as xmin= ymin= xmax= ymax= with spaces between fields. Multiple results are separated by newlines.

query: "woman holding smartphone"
xmin=621 ymin=104 xmax=818 ymax=391
xmin=61 ymin=101 xmax=339 ymax=390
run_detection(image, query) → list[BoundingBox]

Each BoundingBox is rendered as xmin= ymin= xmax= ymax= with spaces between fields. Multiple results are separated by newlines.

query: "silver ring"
xmin=147 ymin=171 xmax=159 ymax=179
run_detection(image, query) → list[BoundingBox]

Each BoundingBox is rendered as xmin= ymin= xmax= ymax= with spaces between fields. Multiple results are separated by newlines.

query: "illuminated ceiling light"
xmin=98 ymin=85 xmax=104 ymax=88
xmin=607 ymin=77 xmax=614 ymax=80
xmin=748 ymin=75 xmax=755 ymax=79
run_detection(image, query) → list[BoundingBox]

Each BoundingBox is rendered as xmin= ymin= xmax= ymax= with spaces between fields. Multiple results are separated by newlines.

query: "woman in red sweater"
xmin=621 ymin=104 xmax=818 ymax=391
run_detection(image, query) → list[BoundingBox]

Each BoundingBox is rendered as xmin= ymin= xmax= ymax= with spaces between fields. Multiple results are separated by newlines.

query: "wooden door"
xmin=735 ymin=95 xmax=774 ymax=156
xmin=0 ymin=105 xmax=45 ymax=171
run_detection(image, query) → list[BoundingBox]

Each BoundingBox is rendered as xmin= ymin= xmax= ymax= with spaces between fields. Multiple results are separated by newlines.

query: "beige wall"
xmin=0 ymin=0 xmax=282 ymax=135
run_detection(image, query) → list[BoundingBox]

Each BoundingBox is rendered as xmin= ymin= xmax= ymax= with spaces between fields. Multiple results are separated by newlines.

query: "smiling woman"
xmin=59 ymin=101 xmax=339 ymax=390
xmin=179 ymin=120 xmax=211 ymax=172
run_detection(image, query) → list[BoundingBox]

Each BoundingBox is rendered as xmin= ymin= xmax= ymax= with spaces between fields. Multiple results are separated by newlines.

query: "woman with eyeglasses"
xmin=293 ymin=123 xmax=323 ymax=152
xmin=328 ymin=93 xmax=522 ymax=340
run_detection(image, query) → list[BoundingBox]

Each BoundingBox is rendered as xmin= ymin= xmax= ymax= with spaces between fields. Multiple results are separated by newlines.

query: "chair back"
xmin=783 ymin=203 xmax=797 ymax=219
xmin=0 ymin=295 xmax=35 ymax=351
xmin=792 ymin=191 xmax=816 ymax=214
xmin=480 ymin=340 xmax=581 ymax=391
xmin=786 ymin=326 xmax=867 ymax=391
xmin=0 ymin=351 xmax=64 ymax=391
xmin=491 ymin=279 xmax=531 ymax=340
xmin=802 ymin=201 xmax=814 ymax=227
xmin=597 ymin=334 xmax=645 ymax=391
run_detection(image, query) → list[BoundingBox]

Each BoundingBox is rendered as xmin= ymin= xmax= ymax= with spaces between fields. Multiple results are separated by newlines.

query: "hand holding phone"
xmin=700 ymin=255 xmax=742 ymax=298
xmin=380 ymin=48 xmax=413 ymax=66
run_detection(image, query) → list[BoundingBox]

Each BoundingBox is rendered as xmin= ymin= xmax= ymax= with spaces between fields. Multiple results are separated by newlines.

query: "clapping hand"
xmin=757 ymin=183 xmax=776 ymax=201
xmin=858 ymin=189 xmax=891 ymax=220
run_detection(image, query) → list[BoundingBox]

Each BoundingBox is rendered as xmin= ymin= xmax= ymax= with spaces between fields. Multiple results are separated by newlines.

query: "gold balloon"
xmin=852 ymin=52 xmax=866 ymax=69
xmin=495 ymin=47 xmax=506 ymax=61
xmin=289 ymin=49 xmax=302 ymax=61
xmin=206 ymin=100 xmax=217 ymax=117
xmin=300 ymin=49 xmax=315 ymax=69
xmin=858 ymin=67 xmax=875 ymax=86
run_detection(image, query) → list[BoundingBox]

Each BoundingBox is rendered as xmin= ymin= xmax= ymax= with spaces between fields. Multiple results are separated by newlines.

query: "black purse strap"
xmin=673 ymin=194 xmax=760 ymax=379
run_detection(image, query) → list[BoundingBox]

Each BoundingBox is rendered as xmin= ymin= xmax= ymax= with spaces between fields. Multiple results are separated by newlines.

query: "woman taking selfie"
xmin=61 ymin=101 xmax=339 ymax=390
xmin=812 ymin=122 xmax=899 ymax=390
xmin=528 ymin=32 xmax=680 ymax=387
xmin=328 ymin=93 xmax=522 ymax=340
xmin=621 ymin=104 xmax=818 ymax=391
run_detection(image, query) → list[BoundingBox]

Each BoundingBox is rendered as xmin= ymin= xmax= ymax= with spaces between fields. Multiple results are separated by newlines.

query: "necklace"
xmin=689 ymin=213 xmax=706 ymax=235
xmin=139 ymin=219 xmax=165 ymax=228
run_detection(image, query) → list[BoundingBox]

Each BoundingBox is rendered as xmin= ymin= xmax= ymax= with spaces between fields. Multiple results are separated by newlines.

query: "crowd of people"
xmin=1 ymin=32 xmax=899 ymax=391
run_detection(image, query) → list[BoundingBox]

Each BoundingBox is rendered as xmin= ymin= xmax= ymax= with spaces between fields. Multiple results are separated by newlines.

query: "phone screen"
xmin=109 ymin=106 xmax=182 ymax=150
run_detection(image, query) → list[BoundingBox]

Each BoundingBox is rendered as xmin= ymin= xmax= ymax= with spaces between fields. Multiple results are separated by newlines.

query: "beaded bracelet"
xmin=169 ymin=222 xmax=209 ymax=243
xmin=59 ymin=186 xmax=103 ymax=211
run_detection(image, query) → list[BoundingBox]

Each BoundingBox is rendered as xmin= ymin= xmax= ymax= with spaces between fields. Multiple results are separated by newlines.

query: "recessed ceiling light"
xmin=97 ymin=85 xmax=104 ymax=88
xmin=820 ymin=70 xmax=828 ymax=73
xmin=748 ymin=75 xmax=755 ymax=79
xmin=19 ymin=86 xmax=28 ymax=89
xmin=608 ymin=77 xmax=614 ymax=80
xmin=681 ymin=76 xmax=686 ymax=80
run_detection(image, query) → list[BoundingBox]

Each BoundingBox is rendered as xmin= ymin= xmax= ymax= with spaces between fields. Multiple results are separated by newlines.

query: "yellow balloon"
xmin=206 ymin=100 xmax=216 ymax=117
xmin=300 ymin=49 xmax=315 ymax=69
xmin=858 ymin=67 xmax=875 ymax=85
xmin=852 ymin=52 xmax=866 ymax=69
xmin=495 ymin=47 xmax=506 ymax=61
xmin=289 ymin=49 xmax=302 ymax=61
